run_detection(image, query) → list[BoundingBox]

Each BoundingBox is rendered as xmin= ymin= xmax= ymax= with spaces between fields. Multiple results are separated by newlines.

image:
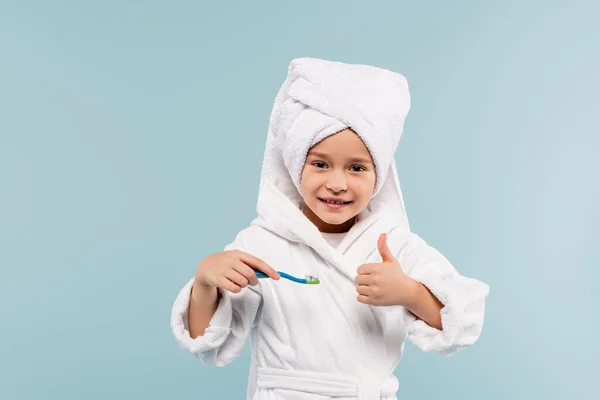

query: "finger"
xmin=357 ymin=263 xmax=374 ymax=275
xmin=232 ymin=261 xmax=259 ymax=286
xmin=377 ymin=233 xmax=395 ymax=263
xmin=225 ymin=269 xmax=249 ymax=289
xmin=356 ymin=284 xmax=371 ymax=296
xmin=357 ymin=294 xmax=370 ymax=304
xmin=238 ymin=251 xmax=280 ymax=280
xmin=354 ymin=274 xmax=371 ymax=286
xmin=219 ymin=277 xmax=242 ymax=294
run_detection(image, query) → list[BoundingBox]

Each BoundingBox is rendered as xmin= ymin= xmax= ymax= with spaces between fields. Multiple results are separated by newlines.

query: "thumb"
xmin=377 ymin=233 xmax=395 ymax=263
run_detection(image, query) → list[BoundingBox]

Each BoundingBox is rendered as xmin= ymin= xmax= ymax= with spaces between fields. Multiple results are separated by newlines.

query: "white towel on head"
xmin=259 ymin=57 xmax=411 ymax=226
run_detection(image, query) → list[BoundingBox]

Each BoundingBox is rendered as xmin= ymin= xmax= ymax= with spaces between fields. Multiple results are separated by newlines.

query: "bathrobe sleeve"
xmin=400 ymin=232 xmax=490 ymax=357
xmin=170 ymin=232 xmax=263 ymax=367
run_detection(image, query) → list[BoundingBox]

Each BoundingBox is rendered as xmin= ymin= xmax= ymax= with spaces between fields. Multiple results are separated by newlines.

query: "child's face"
xmin=300 ymin=128 xmax=376 ymax=233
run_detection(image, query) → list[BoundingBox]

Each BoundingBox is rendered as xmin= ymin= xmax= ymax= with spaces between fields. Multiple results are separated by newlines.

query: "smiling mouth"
xmin=318 ymin=198 xmax=352 ymax=205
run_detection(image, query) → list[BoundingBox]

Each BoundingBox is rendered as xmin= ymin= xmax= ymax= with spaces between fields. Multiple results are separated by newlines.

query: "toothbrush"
xmin=255 ymin=271 xmax=320 ymax=285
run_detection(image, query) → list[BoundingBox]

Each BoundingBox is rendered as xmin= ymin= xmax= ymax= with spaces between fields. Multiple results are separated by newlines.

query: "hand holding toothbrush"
xmin=195 ymin=250 xmax=281 ymax=294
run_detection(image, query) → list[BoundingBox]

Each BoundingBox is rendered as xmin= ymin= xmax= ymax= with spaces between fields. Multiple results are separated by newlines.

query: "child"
xmin=170 ymin=58 xmax=490 ymax=400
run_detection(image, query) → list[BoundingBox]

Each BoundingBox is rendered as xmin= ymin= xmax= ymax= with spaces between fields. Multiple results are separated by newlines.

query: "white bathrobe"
xmin=170 ymin=58 xmax=490 ymax=400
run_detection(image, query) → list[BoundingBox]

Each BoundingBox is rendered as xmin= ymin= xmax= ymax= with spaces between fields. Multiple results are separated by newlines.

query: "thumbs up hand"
xmin=355 ymin=233 xmax=419 ymax=307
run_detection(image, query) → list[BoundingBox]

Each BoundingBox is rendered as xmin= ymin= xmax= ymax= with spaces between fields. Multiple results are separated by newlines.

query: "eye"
xmin=350 ymin=165 xmax=366 ymax=172
xmin=312 ymin=161 xmax=327 ymax=169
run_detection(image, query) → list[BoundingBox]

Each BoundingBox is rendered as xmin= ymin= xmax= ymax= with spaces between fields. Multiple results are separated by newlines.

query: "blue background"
xmin=2 ymin=1 xmax=598 ymax=399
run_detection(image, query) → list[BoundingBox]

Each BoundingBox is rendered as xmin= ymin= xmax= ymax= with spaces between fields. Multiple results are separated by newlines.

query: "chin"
xmin=316 ymin=211 xmax=355 ymax=225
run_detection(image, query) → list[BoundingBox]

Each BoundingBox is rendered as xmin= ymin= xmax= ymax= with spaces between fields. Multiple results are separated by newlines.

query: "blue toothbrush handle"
xmin=279 ymin=271 xmax=307 ymax=284
xmin=255 ymin=270 xmax=308 ymax=284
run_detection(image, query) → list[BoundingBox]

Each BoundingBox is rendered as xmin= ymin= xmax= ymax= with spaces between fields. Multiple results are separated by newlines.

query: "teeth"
xmin=323 ymin=199 xmax=348 ymax=204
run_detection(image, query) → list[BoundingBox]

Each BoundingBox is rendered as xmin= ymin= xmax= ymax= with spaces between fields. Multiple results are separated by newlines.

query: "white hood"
xmin=253 ymin=57 xmax=412 ymax=270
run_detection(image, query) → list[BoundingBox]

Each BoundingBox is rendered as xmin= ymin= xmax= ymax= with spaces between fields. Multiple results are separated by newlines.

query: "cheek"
xmin=355 ymin=176 xmax=376 ymax=198
xmin=300 ymin=170 xmax=317 ymax=194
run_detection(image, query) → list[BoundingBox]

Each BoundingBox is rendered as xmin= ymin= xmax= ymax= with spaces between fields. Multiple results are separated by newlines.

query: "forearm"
xmin=404 ymin=278 xmax=443 ymax=330
xmin=188 ymin=282 xmax=220 ymax=338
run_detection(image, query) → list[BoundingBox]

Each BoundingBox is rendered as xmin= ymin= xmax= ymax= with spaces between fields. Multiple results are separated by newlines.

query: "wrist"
xmin=401 ymin=277 xmax=423 ymax=309
xmin=191 ymin=280 xmax=218 ymax=305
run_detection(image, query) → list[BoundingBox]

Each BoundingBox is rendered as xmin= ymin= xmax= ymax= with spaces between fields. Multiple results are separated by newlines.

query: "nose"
xmin=325 ymin=170 xmax=347 ymax=193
